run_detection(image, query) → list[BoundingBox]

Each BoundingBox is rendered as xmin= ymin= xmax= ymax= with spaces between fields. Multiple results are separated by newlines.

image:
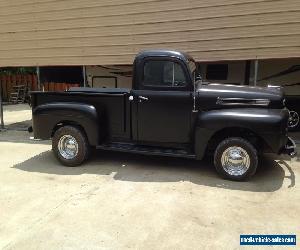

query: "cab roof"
xmin=135 ymin=50 xmax=194 ymax=63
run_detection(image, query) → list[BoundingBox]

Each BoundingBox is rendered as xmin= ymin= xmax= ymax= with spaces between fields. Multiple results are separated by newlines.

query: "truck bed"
xmin=31 ymin=87 xmax=131 ymax=141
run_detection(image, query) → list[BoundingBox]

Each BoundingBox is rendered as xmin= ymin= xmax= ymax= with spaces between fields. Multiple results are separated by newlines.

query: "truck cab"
xmin=131 ymin=50 xmax=196 ymax=145
xmin=31 ymin=50 xmax=296 ymax=181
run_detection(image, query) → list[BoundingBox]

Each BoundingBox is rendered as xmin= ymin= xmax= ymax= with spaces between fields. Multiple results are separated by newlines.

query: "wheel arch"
xmin=195 ymin=126 xmax=265 ymax=160
xmin=51 ymin=121 xmax=89 ymax=142
xmin=206 ymin=127 xmax=263 ymax=154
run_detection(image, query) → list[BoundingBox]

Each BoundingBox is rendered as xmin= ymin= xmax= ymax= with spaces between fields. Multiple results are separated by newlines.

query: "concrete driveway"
xmin=0 ymin=105 xmax=299 ymax=249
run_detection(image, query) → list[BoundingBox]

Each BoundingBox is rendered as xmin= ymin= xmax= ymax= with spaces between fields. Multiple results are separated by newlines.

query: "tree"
xmin=0 ymin=67 xmax=36 ymax=75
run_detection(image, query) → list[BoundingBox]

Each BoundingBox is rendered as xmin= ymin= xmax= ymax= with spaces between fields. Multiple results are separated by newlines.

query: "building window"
xmin=206 ymin=64 xmax=228 ymax=80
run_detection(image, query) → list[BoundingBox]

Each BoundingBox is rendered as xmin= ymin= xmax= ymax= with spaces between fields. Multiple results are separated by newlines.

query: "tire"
xmin=52 ymin=125 xmax=90 ymax=167
xmin=214 ymin=137 xmax=258 ymax=181
xmin=288 ymin=110 xmax=300 ymax=131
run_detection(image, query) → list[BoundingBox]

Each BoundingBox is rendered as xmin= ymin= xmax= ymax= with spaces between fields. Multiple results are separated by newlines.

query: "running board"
xmin=96 ymin=143 xmax=196 ymax=159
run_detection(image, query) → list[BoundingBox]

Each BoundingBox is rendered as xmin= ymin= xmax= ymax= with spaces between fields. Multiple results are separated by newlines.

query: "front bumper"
xmin=282 ymin=137 xmax=297 ymax=157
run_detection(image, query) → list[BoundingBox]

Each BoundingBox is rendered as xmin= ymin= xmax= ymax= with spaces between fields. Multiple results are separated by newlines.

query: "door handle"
xmin=138 ymin=96 xmax=149 ymax=101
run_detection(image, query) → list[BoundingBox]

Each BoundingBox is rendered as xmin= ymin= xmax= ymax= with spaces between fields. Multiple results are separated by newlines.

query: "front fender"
xmin=32 ymin=102 xmax=100 ymax=145
xmin=194 ymin=108 xmax=289 ymax=159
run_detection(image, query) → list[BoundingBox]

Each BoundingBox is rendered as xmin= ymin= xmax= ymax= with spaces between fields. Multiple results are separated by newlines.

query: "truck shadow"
xmin=13 ymin=150 xmax=295 ymax=192
xmin=6 ymin=119 xmax=32 ymax=131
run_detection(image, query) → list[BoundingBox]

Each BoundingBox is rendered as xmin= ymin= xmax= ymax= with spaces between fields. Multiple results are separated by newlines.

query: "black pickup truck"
xmin=31 ymin=50 xmax=296 ymax=181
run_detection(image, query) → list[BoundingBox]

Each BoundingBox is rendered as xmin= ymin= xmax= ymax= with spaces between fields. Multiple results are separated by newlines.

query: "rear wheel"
xmin=213 ymin=137 xmax=258 ymax=181
xmin=52 ymin=125 xmax=90 ymax=166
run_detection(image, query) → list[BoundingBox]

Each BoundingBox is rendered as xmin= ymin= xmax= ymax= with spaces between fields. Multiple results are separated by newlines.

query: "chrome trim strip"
xmin=216 ymin=97 xmax=270 ymax=106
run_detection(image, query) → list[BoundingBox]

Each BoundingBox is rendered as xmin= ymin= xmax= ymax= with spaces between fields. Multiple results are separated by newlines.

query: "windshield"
xmin=188 ymin=59 xmax=196 ymax=74
xmin=187 ymin=59 xmax=196 ymax=82
xmin=187 ymin=59 xmax=198 ymax=83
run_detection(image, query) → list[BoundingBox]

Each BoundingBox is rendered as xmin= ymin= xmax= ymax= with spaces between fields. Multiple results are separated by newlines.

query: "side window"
xmin=143 ymin=60 xmax=187 ymax=87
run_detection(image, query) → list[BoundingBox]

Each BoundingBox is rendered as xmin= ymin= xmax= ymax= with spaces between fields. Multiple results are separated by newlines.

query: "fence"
xmin=0 ymin=74 xmax=37 ymax=102
xmin=42 ymin=83 xmax=80 ymax=92
xmin=0 ymin=74 xmax=80 ymax=102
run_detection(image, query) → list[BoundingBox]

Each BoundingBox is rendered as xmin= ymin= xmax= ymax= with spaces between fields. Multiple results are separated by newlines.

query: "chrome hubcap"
xmin=288 ymin=111 xmax=299 ymax=128
xmin=221 ymin=146 xmax=250 ymax=176
xmin=58 ymin=135 xmax=78 ymax=160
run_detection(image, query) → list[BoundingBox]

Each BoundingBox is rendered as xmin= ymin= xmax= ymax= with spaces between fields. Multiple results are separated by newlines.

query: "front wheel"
xmin=52 ymin=125 xmax=90 ymax=167
xmin=214 ymin=137 xmax=258 ymax=181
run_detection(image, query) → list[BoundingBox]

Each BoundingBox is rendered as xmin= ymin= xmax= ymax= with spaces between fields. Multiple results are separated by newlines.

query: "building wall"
xmin=0 ymin=0 xmax=300 ymax=66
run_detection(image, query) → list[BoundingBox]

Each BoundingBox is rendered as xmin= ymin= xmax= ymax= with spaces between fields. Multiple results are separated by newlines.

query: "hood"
xmin=197 ymin=83 xmax=284 ymax=110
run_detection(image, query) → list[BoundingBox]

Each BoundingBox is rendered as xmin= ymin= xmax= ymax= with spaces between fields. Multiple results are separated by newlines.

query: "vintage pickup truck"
xmin=30 ymin=50 xmax=296 ymax=181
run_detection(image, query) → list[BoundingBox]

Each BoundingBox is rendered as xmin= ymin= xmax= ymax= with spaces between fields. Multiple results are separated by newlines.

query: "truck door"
xmin=132 ymin=58 xmax=193 ymax=145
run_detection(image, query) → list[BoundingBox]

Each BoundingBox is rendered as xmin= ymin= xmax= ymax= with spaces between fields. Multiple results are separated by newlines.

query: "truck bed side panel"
xmin=32 ymin=91 xmax=130 ymax=142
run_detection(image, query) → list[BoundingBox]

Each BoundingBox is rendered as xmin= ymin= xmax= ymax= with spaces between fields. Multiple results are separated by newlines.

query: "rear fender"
xmin=32 ymin=102 xmax=100 ymax=145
